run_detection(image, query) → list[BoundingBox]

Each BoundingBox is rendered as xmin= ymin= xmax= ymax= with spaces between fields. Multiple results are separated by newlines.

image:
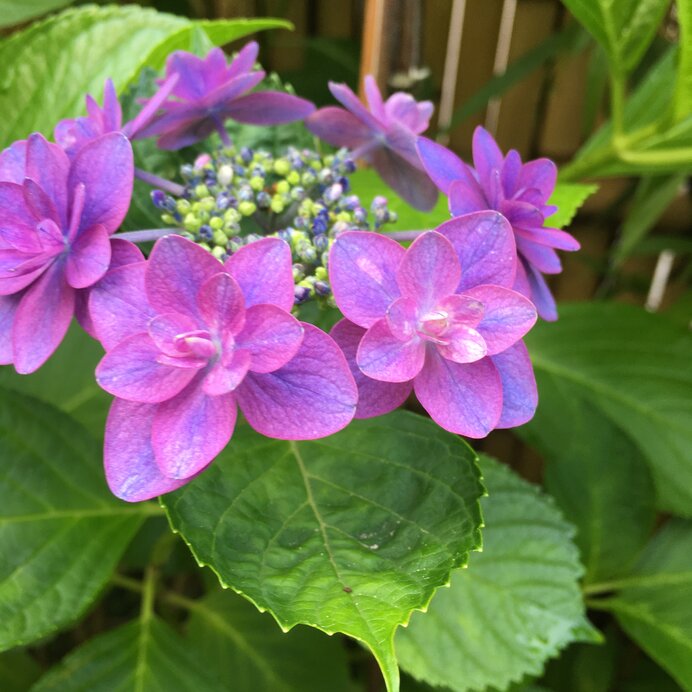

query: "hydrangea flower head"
xmin=0 ymin=132 xmax=133 ymax=373
xmin=329 ymin=212 xmax=538 ymax=437
xmin=306 ymin=75 xmax=438 ymax=211
xmin=90 ymin=234 xmax=357 ymax=502
xmin=136 ymin=43 xmax=316 ymax=150
xmin=417 ymin=126 xmax=580 ymax=320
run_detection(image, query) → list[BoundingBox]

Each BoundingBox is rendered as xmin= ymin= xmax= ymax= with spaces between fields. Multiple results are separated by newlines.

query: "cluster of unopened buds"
xmin=0 ymin=41 xmax=579 ymax=502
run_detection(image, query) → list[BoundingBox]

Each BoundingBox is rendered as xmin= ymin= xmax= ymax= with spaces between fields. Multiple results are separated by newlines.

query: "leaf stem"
xmin=112 ymin=572 xmax=145 ymax=594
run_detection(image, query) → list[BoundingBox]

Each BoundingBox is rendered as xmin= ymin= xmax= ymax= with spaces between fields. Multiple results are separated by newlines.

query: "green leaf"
xmin=31 ymin=617 xmax=220 ymax=691
xmin=526 ymin=303 xmax=692 ymax=516
xmin=162 ymin=412 xmax=484 ymax=692
xmin=546 ymin=182 xmax=599 ymax=229
xmin=519 ymin=374 xmax=656 ymax=583
xmin=141 ymin=18 xmax=293 ymax=71
xmin=0 ymin=0 xmax=73 ymax=28
xmin=349 ymin=168 xmax=451 ymax=232
xmin=675 ymin=0 xmax=692 ymax=121
xmin=0 ymin=6 xmax=287 ymax=148
xmin=560 ymin=0 xmax=670 ymax=74
xmin=185 ymin=589 xmax=353 ymax=691
xmin=613 ymin=174 xmax=685 ymax=264
xmin=0 ymin=388 xmax=153 ymax=651
xmin=396 ymin=455 xmax=596 ymax=692
xmin=564 ymin=48 xmax=678 ymax=178
xmin=593 ymin=520 xmax=692 ymax=689
xmin=0 ymin=324 xmax=109 ymax=438
xmin=0 ymin=651 xmax=41 ymax=692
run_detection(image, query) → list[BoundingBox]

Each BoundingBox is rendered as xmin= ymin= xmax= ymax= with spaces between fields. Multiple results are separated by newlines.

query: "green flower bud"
xmin=270 ymin=197 xmax=285 ymax=214
xmin=238 ymin=201 xmax=257 ymax=216
xmin=274 ymin=158 xmax=291 ymax=176
xmin=213 ymin=230 xmax=227 ymax=246
xmin=195 ymin=184 xmax=209 ymax=198
xmin=176 ymin=199 xmax=191 ymax=214
xmin=276 ymin=180 xmax=290 ymax=195
xmin=287 ymin=170 xmax=300 ymax=185
xmin=249 ymin=176 xmax=264 ymax=191
xmin=211 ymin=246 xmax=227 ymax=260
xmin=209 ymin=216 xmax=224 ymax=230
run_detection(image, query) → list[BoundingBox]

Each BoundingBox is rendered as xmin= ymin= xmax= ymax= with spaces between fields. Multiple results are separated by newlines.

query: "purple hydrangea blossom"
xmin=306 ymin=75 xmax=438 ymax=211
xmin=0 ymin=132 xmax=133 ymax=373
xmin=89 ymin=234 xmax=357 ymax=502
xmin=417 ymin=126 xmax=580 ymax=320
xmin=135 ymin=43 xmax=316 ymax=150
xmin=54 ymin=77 xmax=177 ymax=158
xmin=328 ymin=212 xmax=538 ymax=437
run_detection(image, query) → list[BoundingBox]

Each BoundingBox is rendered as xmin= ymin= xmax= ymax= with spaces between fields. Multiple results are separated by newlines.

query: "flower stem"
xmin=116 ymin=229 xmax=179 ymax=243
xmin=135 ymin=168 xmax=185 ymax=196
xmin=214 ymin=117 xmax=233 ymax=148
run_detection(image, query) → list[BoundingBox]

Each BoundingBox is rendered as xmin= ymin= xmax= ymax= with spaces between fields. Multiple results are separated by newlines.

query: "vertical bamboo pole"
xmin=359 ymin=0 xmax=389 ymax=95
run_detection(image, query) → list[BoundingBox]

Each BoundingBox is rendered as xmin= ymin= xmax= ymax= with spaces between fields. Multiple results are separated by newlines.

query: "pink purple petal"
xmin=152 ymin=381 xmax=236 ymax=479
xmin=396 ymin=231 xmax=461 ymax=310
xmin=328 ymin=81 xmax=385 ymax=132
xmin=224 ymin=237 xmax=294 ymax=311
xmin=472 ymin=126 xmax=504 ymax=190
xmin=65 ymin=223 xmax=111 ymax=289
xmin=386 ymin=296 xmax=418 ymax=341
xmin=68 ymin=132 xmax=133 ymax=234
xmin=147 ymin=235 xmax=222 ymax=318
xmin=436 ymin=211 xmax=517 ymax=290
xmin=225 ymin=91 xmax=316 ymax=125
xmin=357 ymin=318 xmax=425 ymax=382
xmin=12 ymin=262 xmax=75 ymax=374
xmin=197 ymin=271 xmax=245 ymax=336
xmin=305 ymin=107 xmax=375 ymax=150
xmin=491 ymin=340 xmax=538 ymax=428
xmin=89 ymin=262 xmax=155 ymax=350
xmin=96 ymin=333 xmax=197 ymax=403
xmin=236 ymin=303 xmax=303 ymax=373
xmin=203 ymin=349 xmax=251 ymax=396
xmin=330 ymin=319 xmax=412 ymax=419
xmin=413 ymin=349 xmax=502 ymax=438
xmin=104 ymin=398 xmax=188 ymax=502
xmin=0 ymin=293 xmax=21 ymax=364
xmin=462 ymin=285 xmax=537 ymax=355
xmin=0 ymin=140 xmax=27 ymax=184
xmin=329 ymin=231 xmax=404 ymax=328
xmin=25 ymin=134 xmax=70 ymax=229
xmin=416 ymin=136 xmax=468 ymax=194
xmin=435 ymin=324 xmax=487 ymax=364
xmin=236 ymin=323 xmax=357 ymax=439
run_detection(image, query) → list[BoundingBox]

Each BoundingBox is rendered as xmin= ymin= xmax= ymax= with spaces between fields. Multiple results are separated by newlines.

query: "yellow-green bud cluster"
xmin=153 ymin=145 xmax=397 ymax=306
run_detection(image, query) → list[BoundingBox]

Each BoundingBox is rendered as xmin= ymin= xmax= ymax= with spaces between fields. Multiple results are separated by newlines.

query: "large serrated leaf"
xmin=396 ymin=455 xmax=596 ymax=692
xmin=31 ymin=616 xmax=219 ymax=691
xmin=526 ymin=303 xmax=692 ymax=517
xmin=0 ymin=388 xmax=153 ymax=651
xmin=0 ymin=6 xmax=287 ymax=149
xmin=519 ymin=373 xmax=656 ymax=583
xmin=593 ymin=520 xmax=692 ymax=689
xmin=185 ymin=590 xmax=353 ymax=692
xmin=560 ymin=0 xmax=670 ymax=74
xmin=162 ymin=411 xmax=484 ymax=692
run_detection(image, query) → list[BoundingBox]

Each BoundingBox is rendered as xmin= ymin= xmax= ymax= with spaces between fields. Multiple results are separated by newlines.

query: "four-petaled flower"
xmin=328 ymin=212 xmax=538 ymax=437
xmin=0 ymin=132 xmax=133 ymax=373
xmin=306 ymin=75 xmax=438 ymax=211
xmin=90 ymin=234 xmax=357 ymax=502
xmin=417 ymin=126 xmax=580 ymax=320
xmin=136 ymin=43 xmax=316 ymax=150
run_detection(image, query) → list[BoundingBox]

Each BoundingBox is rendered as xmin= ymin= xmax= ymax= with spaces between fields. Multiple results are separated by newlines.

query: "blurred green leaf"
xmin=185 ymin=590 xmax=353 ymax=691
xmin=526 ymin=303 xmax=692 ymax=516
xmin=560 ymin=0 xmax=670 ymax=75
xmin=520 ymin=375 xmax=656 ymax=583
xmin=592 ymin=520 xmax=692 ymax=689
xmin=613 ymin=174 xmax=685 ymax=264
xmin=0 ymin=389 xmax=150 ymax=651
xmin=163 ymin=412 xmax=484 ymax=692
xmin=547 ymin=183 xmax=599 ymax=229
xmin=0 ymin=0 xmax=73 ymax=28
xmin=396 ymin=455 xmax=597 ymax=692
xmin=31 ymin=617 xmax=219 ymax=691
xmin=675 ymin=0 xmax=692 ymax=121
xmin=0 ymin=651 xmax=41 ymax=692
